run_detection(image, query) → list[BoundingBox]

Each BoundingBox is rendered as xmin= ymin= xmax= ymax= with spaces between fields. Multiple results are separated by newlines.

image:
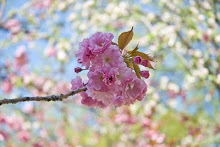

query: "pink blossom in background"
xmin=7 ymin=116 xmax=24 ymax=131
xmin=32 ymin=0 xmax=52 ymax=9
xmin=17 ymin=130 xmax=30 ymax=142
xmin=53 ymin=82 xmax=70 ymax=94
xmin=0 ymin=131 xmax=9 ymax=141
xmin=32 ymin=142 xmax=44 ymax=147
xmin=5 ymin=19 xmax=21 ymax=34
xmin=0 ymin=79 xmax=13 ymax=94
xmin=44 ymin=46 xmax=57 ymax=57
xmin=92 ymin=45 xmax=124 ymax=69
xmin=71 ymin=76 xmax=84 ymax=91
xmin=202 ymin=33 xmax=209 ymax=42
xmin=14 ymin=46 xmax=28 ymax=70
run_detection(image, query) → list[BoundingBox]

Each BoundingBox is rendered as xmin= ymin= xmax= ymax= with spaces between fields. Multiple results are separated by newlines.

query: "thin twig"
xmin=0 ymin=87 xmax=87 ymax=106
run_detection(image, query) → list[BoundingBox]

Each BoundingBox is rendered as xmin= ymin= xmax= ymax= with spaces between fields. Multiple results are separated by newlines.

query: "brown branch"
xmin=0 ymin=87 xmax=87 ymax=106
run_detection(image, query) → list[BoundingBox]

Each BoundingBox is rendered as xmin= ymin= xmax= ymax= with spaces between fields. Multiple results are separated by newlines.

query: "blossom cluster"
xmin=71 ymin=32 xmax=148 ymax=108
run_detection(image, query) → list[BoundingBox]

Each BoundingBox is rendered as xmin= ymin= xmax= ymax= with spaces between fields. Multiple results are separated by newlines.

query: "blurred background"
xmin=0 ymin=0 xmax=220 ymax=146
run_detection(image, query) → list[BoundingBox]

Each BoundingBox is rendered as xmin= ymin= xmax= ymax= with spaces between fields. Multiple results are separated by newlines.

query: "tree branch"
xmin=0 ymin=87 xmax=87 ymax=106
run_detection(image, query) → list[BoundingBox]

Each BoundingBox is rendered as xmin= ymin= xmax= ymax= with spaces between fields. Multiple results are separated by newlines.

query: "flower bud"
xmin=141 ymin=60 xmax=149 ymax=67
xmin=133 ymin=56 xmax=142 ymax=64
xmin=74 ymin=67 xmax=82 ymax=73
xmin=140 ymin=71 xmax=150 ymax=79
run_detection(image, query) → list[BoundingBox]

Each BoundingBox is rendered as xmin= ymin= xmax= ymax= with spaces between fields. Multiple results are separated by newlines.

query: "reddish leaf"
xmin=146 ymin=61 xmax=155 ymax=70
xmin=131 ymin=43 xmax=139 ymax=53
xmin=118 ymin=27 xmax=133 ymax=50
xmin=131 ymin=51 xmax=154 ymax=61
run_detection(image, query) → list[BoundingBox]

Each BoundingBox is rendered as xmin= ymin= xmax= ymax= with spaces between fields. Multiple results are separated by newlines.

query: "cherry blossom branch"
xmin=0 ymin=87 xmax=87 ymax=106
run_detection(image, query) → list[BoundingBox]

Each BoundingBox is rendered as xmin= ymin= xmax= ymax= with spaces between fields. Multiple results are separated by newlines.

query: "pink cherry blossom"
xmin=89 ymin=32 xmax=113 ymax=54
xmin=72 ymin=31 xmax=148 ymax=108
xmin=87 ymin=69 xmax=109 ymax=92
xmin=0 ymin=114 xmax=6 ymax=124
xmin=76 ymin=38 xmax=95 ymax=69
xmin=71 ymin=77 xmax=106 ymax=108
xmin=71 ymin=76 xmax=84 ymax=90
xmin=122 ymin=77 xmax=147 ymax=104
xmin=0 ymin=131 xmax=9 ymax=141
xmin=91 ymin=45 xmax=124 ymax=69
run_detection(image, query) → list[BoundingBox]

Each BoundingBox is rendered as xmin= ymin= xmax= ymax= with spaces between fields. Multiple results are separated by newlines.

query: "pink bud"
xmin=74 ymin=67 xmax=82 ymax=73
xmin=141 ymin=59 xmax=149 ymax=67
xmin=140 ymin=71 xmax=150 ymax=79
xmin=133 ymin=56 xmax=142 ymax=64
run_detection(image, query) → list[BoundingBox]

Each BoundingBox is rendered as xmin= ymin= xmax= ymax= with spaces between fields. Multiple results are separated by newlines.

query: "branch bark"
xmin=0 ymin=87 xmax=87 ymax=106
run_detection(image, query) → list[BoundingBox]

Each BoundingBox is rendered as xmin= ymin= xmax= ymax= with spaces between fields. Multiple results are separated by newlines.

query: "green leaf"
xmin=118 ymin=27 xmax=133 ymax=50
xmin=132 ymin=62 xmax=141 ymax=79
xmin=124 ymin=58 xmax=134 ymax=69
xmin=126 ymin=61 xmax=134 ymax=69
